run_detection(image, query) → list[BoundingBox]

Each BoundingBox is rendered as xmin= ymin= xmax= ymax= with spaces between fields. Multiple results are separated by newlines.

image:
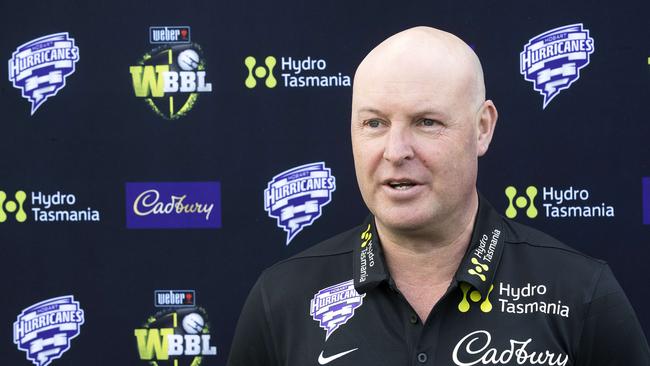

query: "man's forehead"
xmin=354 ymin=86 xmax=453 ymax=117
xmin=352 ymin=67 xmax=471 ymax=115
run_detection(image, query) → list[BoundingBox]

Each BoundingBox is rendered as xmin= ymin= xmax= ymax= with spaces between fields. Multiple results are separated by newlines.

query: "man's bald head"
xmin=350 ymin=26 xmax=498 ymax=238
xmin=353 ymin=26 xmax=486 ymax=110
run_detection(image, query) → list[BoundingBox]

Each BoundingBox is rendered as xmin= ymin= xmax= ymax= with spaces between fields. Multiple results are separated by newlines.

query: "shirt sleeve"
xmin=226 ymin=274 xmax=279 ymax=366
xmin=575 ymin=263 xmax=650 ymax=365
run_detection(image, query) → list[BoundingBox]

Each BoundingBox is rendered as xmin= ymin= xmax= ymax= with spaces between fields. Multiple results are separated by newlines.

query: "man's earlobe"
xmin=477 ymin=100 xmax=498 ymax=157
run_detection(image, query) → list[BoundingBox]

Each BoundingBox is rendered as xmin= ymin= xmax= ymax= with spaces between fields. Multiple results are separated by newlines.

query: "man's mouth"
xmin=385 ymin=180 xmax=418 ymax=190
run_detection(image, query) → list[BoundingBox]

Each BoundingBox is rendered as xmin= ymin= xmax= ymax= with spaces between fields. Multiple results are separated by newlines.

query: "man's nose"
xmin=382 ymin=126 xmax=414 ymax=164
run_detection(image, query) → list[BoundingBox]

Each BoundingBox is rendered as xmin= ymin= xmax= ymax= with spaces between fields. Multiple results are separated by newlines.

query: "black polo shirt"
xmin=227 ymin=195 xmax=650 ymax=366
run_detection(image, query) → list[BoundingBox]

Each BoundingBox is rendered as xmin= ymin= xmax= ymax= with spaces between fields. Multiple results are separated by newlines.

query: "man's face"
xmin=351 ymin=49 xmax=485 ymax=233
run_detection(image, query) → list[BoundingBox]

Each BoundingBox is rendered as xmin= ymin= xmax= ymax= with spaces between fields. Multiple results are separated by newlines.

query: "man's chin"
xmin=374 ymin=211 xmax=434 ymax=233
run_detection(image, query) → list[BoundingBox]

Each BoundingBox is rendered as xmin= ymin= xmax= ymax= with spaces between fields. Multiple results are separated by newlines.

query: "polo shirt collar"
xmin=455 ymin=194 xmax=506 ymax=298
xmin=353 ymin=193 xmax=506 ymax=297
xmin=353 ymin=215 xmax=389 ymax=293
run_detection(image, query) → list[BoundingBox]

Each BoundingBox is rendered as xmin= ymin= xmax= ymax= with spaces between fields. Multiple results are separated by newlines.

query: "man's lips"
xmin=381 ymin=178 xmax=422 ymax=190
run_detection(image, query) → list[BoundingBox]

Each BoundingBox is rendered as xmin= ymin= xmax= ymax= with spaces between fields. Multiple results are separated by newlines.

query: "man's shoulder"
xmin=260 ymin=224 xmax=360 ymax=279
xmin=502 ymin=217 xmax=605 ymax=266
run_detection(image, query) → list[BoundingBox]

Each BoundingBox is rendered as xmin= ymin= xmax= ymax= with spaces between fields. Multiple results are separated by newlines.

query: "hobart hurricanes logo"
xmin=310 ymin=280 xmax=364 ymax=340
xmin=520 ymin=23 xmax=594 ymax=108
xmin=8 ymin=32 xmax=80 ymax=115
xmin=130 ymin=26 xmax=211 ymax=119
xmin=134 ymin=294 xmax=217 ymax=366
xmin=264 ymin=162 xmax=336 ymax=245
xmin=14 ymin=295 xmax=85 ymax=366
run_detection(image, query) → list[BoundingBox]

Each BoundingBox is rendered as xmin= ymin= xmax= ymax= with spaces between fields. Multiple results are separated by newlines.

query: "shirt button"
xmin=417 ymin=352 xmax=428 ymax=363
xmin=409 ymin=314 xmax=418 ymax=324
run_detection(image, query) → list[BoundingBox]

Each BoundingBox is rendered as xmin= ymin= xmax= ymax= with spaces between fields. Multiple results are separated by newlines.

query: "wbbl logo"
xmin=520 ymin=24 xmax=594 ymax=108
xmin=14 ymin=295 xmax=85 ymax=366
xmin=264 ymin=162 xmax=336 ymax=245
xmin=310 ymin=280 xmax=364 ymax=340
xmin=8 ymin=33 xmax=80 ymax=115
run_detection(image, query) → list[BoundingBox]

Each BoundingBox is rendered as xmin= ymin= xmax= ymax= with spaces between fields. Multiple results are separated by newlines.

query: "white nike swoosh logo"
xmin=318 ymin=348 xmax=358 ymax=365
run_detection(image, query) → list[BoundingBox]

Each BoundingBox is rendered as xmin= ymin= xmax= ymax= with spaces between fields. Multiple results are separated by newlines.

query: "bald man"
xmin=227 ymin=27 xmax=649 ymax=366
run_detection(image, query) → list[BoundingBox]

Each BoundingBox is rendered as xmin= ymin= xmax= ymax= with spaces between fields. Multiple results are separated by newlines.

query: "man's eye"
xmin=366 ymin=119 xmax=382 ymax=128
xmin=419 ymin=118 xmax=438 ymax=127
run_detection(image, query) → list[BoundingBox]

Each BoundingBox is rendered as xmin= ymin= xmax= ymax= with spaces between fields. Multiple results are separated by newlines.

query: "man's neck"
xmin=378 ymin=211 xmax=476 ymax=286
xmin=375 ymin=194 xmax=479 ymax=320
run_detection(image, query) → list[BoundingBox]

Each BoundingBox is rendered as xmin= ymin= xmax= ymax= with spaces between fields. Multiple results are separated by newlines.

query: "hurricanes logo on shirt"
xmin=310 ymin=280 xmax=364 ymax=340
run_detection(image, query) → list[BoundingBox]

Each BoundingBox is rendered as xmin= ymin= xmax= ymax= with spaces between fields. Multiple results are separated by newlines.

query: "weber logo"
xmin=154 ymin=290 xmax=195 ymax=307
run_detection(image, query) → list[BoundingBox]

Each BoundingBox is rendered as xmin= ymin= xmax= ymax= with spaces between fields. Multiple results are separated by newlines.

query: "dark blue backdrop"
xmin=1 ymin=1 xmax=649 ymax=365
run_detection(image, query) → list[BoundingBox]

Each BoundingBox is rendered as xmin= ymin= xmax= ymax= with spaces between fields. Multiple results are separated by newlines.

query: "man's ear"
xmin=476 ymin=100 xmax=498 ymax=157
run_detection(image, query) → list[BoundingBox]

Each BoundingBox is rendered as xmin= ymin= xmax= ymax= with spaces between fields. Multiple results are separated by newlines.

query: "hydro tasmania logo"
xmin=8 ymin=32 xmax=80 ymax=115
xmin=125 ymin=182 xmax=221 ymax=229
xmin=520 ymin=24 xmax=594 ymax=108
xmin=264 ymin=162 xmax=336 ymax=245
xmin=310 ymin=280 xmax=365 ymax=340
xmin=466 ymin=228 xmax=501 ymax=282
xmin=14 ymin=295 xmax=85 ymax=366
xmin=359 ymin=224 xmax=376 ymax=283
xmin=0 ymin=189 xmax=100 ymax=223
xmin=129 ymin=26 xmax=211 ymax=119
xmin=244 ymin=55 xmax=351 ymax=88
xmin=134 ymin=291 xmax=217 ymax=366
xmin=458 ymin=282 xmax=571 ymax=318
xmin=505 ymin=185 xmax=614 ymax=219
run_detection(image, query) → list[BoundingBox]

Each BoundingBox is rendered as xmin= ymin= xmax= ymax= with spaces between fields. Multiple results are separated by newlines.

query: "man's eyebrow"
xmin=356 ymin=107 xmax=449 ymax=120
xmin=410 ymin=108 xmax=448 ymax=120
xmin=356 ymin=107 xmax=384 ymax=115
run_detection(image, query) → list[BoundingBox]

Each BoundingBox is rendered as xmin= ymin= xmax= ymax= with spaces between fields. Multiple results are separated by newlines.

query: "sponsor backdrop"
xmin=1 ymin=1 xmax=649 ymax=365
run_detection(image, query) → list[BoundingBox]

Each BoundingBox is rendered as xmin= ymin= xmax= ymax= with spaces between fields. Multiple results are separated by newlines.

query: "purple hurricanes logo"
xmin=264 ymin=162 xmax=336 ymax=245
xmin=13 ymin=296 xmax=85 ymax=366
xmin=8 ymin=33 xmax=80 ymax=115
xmin=643 ymin=178 xmax=650 ymax=225
xmin=520 ymin=24 xmax=594 ymax=109
xmin=310 ymin=280 xmax=364 ymax=340
xmin=126 ymin=182 xmax=221 ymax=229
